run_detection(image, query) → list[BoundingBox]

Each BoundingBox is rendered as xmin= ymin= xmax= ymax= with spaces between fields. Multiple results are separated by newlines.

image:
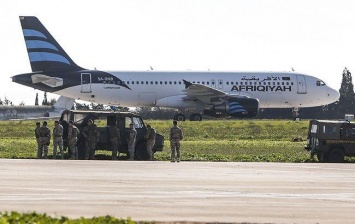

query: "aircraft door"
xmin=81 ymin=73 xmax=92 ymax=93
xmin=296 ymin=75 xmax=307 ymax=94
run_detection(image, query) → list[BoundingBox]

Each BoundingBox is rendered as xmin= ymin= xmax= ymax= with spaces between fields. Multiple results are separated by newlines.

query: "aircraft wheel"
xmin=174 ymin=113 xmax=186 ymax=121
xmin=189 ymin=113 xmax=202 ymax=121
xmin=328 ymin=148 xmax=344 ymax=163
xmin=135 ymin=142 xmax=149 ymax=161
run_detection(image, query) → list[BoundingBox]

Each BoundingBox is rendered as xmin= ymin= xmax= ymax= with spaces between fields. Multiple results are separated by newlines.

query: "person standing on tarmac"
xmin=52 ymin=120 xmax=64 ymax=159
xmin=38 ymin=121 xmax=51 ymax=159
xmin=127 ymin=123 xmax=137 ymax=160
xmin=83 ymin=119 xmax=99 ymax=160
xmin=170 ymin=120 xmax=183 ymax=162
xmin=144 ymin=124 xmax=156 ymax=161
xmin=108 ymin=124 xmax=121 ymax=160
xmin=68 ymin=120 xmax=80 ymax=160
xmin=35 ymin=122 xmax=41 ymax=158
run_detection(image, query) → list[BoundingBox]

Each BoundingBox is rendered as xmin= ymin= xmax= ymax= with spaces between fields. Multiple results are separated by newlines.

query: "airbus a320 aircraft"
xmin=13 ymin=16 xmax=340 ymax=121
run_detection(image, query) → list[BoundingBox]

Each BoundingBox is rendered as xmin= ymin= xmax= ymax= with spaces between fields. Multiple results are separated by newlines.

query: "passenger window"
xmin=322 ymin=125 xmax=336 ymax=135
xmin=311 ymin=124 xmax=317 ymax=133
xmin=132 ymin=117 xmax=144 ymax=128
xmin=125 ymin=117 xmax=132 ymax=128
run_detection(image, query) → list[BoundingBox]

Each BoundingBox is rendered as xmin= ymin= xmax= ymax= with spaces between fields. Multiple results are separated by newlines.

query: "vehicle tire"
xmin=135 ymin=142 xmax=149 ymax=161
xmin=174 ymin=113 xmax=186 ymax=121
xmin=317 ymin=152 xmax=329 ymax=163
xmin=328 ymin=148 xmax=344 ymax=163
xmin=189 ymin=113 xmax=202 ymax=121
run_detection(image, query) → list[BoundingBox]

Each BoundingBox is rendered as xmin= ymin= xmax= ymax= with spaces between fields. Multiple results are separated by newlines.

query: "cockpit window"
xmin=316 ymin=80 xmax=326 ymax=86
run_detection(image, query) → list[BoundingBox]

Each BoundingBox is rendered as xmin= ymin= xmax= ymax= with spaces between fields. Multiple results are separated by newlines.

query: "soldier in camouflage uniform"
xmin=83 ymin=119 xmax=99 ymax=160
xmin=52 ymin=120 xmax=64 ymax=159
xmin=38 ymin=121 xmax=51 ymax=159
xmin=170 ymin=120 xmax=183 ymax=162
xmin=68 ymin=120 xmax=80 ymax=160
xmin=35 ymin=122 xmax=41 ymax=159
xmin=144 ymin=124 xmax=156 ymax=161
xmin=127 ymin=123 xmax=137 ymax=160
xmin=108 ymin=124 xmax=121 ymax=160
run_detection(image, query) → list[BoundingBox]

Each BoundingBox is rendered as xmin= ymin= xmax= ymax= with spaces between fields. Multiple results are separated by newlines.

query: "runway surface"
xmin=1 ymin=159 xmax=355 ymax=224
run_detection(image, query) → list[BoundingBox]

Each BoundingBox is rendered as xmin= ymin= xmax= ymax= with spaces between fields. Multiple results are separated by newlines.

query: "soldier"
xmin=38 ymin=121 xmax=51 ymax=159
xmin=68 ymin=120 xmax=80 ymax=159
xmin=35 ymin=122 xmax=41 ymax=159
xmin=170 ymin=120 xmax=183 ymax=162
xmin=127 ymin=123 xmax=137 ymax=160
xmin=108 ymin=124 xmax=121 ymax=160
xmin=82 ymin=119 xmax=99 ymax=160
xmin=52 ymin=120 xmax=64 ymax=159
xmin=144 ymin=124 xmax=156 ymax=161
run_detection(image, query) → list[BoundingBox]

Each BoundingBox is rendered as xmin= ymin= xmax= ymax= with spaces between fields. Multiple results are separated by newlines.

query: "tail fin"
xmin=19 ymin=16 xmax=84 ymax=72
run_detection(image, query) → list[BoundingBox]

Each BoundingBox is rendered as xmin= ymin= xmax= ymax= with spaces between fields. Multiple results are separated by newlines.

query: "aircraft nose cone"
xmin=329 ymin=88 xmax=340 ymax=103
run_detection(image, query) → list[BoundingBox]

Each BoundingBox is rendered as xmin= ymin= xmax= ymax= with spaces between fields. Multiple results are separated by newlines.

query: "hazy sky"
xmin=1 ymin=0 xmax=355 ymax=105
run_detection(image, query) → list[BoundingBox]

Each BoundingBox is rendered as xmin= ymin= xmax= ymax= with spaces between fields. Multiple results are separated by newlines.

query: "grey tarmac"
xmin=1 ymin=159 xmax=355 ymax=224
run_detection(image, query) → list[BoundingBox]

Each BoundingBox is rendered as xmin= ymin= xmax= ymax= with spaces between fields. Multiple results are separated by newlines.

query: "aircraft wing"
xmin=182 ymin=80 xmax=226 ymax=98
xmin=182 ymin=80 xmax=245 ymax=105
xmin=31 ymin=74 xmax=63 ymax=87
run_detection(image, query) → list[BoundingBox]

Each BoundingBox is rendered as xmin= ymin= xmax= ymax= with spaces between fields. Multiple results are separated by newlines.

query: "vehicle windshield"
xmin=124 ymin=116 xmax=144 ymax=128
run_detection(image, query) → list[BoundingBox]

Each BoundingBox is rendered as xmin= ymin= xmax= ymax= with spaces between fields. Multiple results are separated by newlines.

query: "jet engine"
xmin=204 ymin=97 xmax=259 ymax=118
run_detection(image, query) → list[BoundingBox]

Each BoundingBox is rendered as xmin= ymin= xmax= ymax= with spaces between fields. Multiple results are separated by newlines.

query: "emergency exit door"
xmin=81 ymin=73 xmax=92 ymax=93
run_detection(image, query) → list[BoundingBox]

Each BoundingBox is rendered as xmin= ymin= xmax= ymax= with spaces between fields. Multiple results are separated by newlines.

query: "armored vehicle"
xmin=60 ymin=110 xmax=164 ymax=160
xmin=305 ymin=119 xmax=355 ymax=162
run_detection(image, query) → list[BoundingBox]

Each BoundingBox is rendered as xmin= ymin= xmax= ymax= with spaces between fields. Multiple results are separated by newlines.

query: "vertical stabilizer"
xmin=19 ymin=16 xmax=83 ymax=72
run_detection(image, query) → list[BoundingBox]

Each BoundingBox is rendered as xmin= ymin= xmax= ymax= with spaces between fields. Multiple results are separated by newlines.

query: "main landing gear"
xmin=173 ymin=113 xmax=203 ymax=121
xmin=292 ymin=107 xmax=300 ymax=121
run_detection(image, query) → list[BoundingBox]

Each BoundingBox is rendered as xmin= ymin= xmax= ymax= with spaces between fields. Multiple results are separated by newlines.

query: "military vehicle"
xmin=60 ymin=110 xmax=164 ymax=160
xmin=305 ymin=119 xmax=355 ymax=162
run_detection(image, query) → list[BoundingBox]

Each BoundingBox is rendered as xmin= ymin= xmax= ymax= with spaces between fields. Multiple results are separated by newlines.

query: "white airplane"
xmin=13 ymin=16 xmax=340 ymax=121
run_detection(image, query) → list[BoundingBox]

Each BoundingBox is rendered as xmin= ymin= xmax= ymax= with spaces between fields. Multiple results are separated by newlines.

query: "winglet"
xmin=183 ymin=79 xmax=193 ymax=89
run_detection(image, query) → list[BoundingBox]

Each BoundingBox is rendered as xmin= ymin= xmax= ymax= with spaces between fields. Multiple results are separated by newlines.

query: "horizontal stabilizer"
xmin=31 ymin=74 xmax=63 ymax=87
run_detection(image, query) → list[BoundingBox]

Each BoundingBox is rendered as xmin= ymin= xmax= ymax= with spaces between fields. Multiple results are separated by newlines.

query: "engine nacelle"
xmin=204 ymin=97 xmax=259 ymax=118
